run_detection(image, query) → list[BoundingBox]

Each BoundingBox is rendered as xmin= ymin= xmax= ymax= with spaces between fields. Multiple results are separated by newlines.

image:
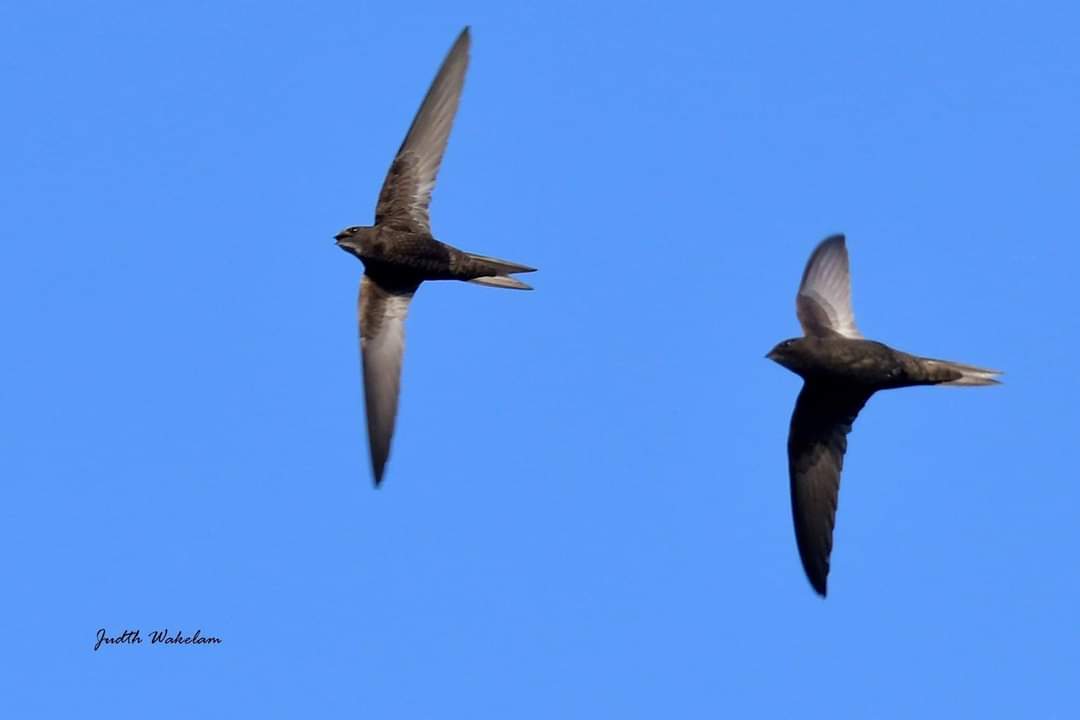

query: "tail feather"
xmin=469 ymin=274 xmax=533 ymax=290
xmin=467 ymin=253 xmax=536 ymax=274
xmin=921 ymin=358 xmax=1003 ymax=386
xmin=465 ymin=252 xmax=536 ymax=291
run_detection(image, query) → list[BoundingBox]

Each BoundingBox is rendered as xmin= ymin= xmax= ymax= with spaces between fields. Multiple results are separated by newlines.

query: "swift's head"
xmin=334 ymin=226 xmax=365 ymax=257
xmin=766 ymin=337 xmax=814 ymax=376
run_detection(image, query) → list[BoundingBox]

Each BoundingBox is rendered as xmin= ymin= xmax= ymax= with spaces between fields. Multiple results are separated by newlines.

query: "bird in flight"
xmin=767 ymin=235 xmax=1000 ymax=596
xmin=336 ymin=27 xmax=536 ymax=486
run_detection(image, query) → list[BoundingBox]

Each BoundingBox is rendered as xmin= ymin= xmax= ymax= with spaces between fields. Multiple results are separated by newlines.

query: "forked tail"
xmin=465 ymin=253 xmax=537 ymax=290
xmin=920 ymin=357 xmax=1003 ymax=386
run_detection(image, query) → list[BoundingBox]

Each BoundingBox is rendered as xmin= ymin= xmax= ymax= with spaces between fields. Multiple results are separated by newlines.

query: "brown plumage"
xmin=768 ymin=235 xmax=1001 ymax=596
xmin=335 ymin=27 xmax=536 ymax=486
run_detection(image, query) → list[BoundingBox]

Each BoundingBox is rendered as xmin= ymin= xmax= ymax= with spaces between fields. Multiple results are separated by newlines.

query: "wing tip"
xmin=801 ymin=233 xmax=850 ymax=277
xmin=455 ymin=26 xmax=472 ymax=50
xmin=371 ymin=458 xmax=387 ymax=487
xmin=809 ymin=233 xmax=848 ymax=262
xmin=800 ymin=555 xmax=830 ymax=597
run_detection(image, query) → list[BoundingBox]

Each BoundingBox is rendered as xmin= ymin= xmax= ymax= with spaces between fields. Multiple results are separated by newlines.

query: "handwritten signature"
xmin=94 ymin=628 xmax=222 ymax=651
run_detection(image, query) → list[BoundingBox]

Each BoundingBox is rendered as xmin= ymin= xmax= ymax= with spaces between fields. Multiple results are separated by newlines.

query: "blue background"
xmin=2 ymin=1 xmax=1077 ymax=717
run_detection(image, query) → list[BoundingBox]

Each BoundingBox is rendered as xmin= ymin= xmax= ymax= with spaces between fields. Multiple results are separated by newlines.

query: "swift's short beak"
xmin=766 ymin=350 xmax=778 ymax=361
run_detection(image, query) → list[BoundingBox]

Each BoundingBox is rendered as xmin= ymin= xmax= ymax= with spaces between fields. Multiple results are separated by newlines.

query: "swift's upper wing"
xmin=796 ymin=234 xmax=862 ymax=339
xmin=374 ymin=28 xmax=471 ymax=234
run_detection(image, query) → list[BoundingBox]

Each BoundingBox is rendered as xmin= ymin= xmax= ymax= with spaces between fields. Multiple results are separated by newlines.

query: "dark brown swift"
xmin=767 ymin=235 xmax=1000 ymax=596
xmin=335 ymin=27 xmax=535 ymax=486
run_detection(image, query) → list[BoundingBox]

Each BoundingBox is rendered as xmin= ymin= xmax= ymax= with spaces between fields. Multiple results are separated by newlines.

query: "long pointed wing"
xmin=374 ymin=28 xmax=471 ymax=234
xmin=796 ymin=234 xmax=862 ymax=338
xmin=787 ymin=382 xmax=872 ymax=596
xmin=359 ymin=273 xmax=419 ymax=485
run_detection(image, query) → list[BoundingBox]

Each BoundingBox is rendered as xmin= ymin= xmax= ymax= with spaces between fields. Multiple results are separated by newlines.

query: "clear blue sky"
xmin=2 ymin=1 xmax=1077 ymax=717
